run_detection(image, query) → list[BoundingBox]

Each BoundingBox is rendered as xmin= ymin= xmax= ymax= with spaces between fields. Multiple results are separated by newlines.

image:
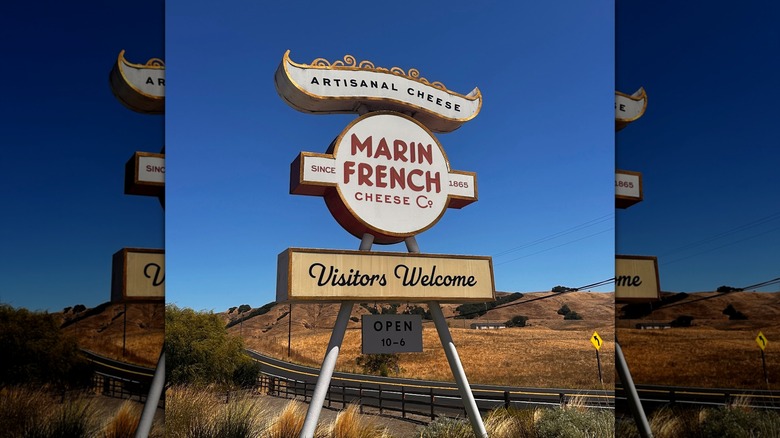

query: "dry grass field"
xmin=617 ymin=291 xmax=780 ymax=389
xmin=234 ymin=292 xmax=616 ymax=390
xmin=58 ymin=302 xmax=164 ymax=367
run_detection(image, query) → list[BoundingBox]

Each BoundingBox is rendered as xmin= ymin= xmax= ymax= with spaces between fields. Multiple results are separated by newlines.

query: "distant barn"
xmin=470 ymin=322 xmax=506 ymax=330
xmin=635 ymin=322 xmax=671 ymax=329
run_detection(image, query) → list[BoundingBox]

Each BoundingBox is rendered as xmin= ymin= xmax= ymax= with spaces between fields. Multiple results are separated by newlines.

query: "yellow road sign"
xmin=591 ymin=331 xmax=603 ymax=350
xmin=756 ymin=332 xmax=769 ymax=351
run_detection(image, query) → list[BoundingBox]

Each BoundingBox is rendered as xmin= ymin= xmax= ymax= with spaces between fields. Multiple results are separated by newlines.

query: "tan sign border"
xmin=277 ymin=247 xmax=495 ymax=303
xmin=111 ymin=247 xmax=165 ymax=302
xmin=616 ymin=169 xmax=643 ymax=209
xmin=109 ymin=50 xmax=165 ymax=115
xmin=125 ymin=151 xmax=165 ymax=198
xmin=615 ymin=254 xmax=661 ymax=303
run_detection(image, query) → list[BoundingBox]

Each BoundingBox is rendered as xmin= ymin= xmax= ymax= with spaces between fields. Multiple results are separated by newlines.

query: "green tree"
xmin=563 ymin=311 xmax=583 ymax=320
xmin=237 ymin=304 xmax=251 ymax=314
xmin=557 ymin=304 xmax=571 ymax=316
xmin=0 ymin=304 xmax=91 ymax=388
xmin=505 ymin=315 xmax=529 ymax=327
xmin=165 ymin=305 xmax=260 ymax=387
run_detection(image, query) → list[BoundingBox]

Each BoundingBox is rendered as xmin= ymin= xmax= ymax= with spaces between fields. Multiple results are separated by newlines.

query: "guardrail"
xmin=80 ymin=349 xmax=160 ymax=404
xmin=255 ymin=371 xmax=614 ymax=422
xmin=616 ymin=384 xmax=780 ymax=411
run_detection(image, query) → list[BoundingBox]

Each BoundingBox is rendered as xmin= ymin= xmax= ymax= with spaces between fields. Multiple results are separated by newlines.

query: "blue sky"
xmin=165 ymin=1 xmax=616 ymax=310
xmin=0 ymin=2 xmax=164 ymax=311
xmin=616 ymin=2 xmax=780 ymax=292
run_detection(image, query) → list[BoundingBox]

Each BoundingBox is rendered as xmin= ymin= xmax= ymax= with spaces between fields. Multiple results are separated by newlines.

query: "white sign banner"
xmin=615 ymin=172 xmax=639 ymax=198
xmin=275 ymin=51 xmax=481 ymax=133
xmin=110 ymin=50 xmax=165 ymax=114
xmin=362 ymin=314 xmax=423 ymax=354
xmin=615 ymin=170 xmax=642 ymax=209
xmin=138 ymin=156 xmax=165 ymax=183
xmin=615 ymin=88 xmax=647 ymax=122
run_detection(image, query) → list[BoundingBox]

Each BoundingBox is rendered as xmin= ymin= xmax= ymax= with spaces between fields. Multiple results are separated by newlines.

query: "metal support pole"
xmin=761 ymin=350 xmax=769 ymax=385
xmin=123 ymin=302 xmax=127 ymax=357
xmin=404 ymin=236 xmax=420 ymax=254
xmin=299 ymin=302 xmax=354 ymax=438
xmin=429 ymin=301 xmax=488 ymax=438
xmin=288 ymin=304 xmax=292 ymax=358
xmin=299 ymin=233 xmax=372 ymax=438
xmin=134 ymin=350 xmax=165 ymax=438
xmin=596 ymin=350 xmax=603 ymax=384
xmin=615 ymin=339 xmax=652 ymax=438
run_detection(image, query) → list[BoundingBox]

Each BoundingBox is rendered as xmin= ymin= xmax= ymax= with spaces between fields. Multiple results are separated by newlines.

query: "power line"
xmin=421 ymin=277 xmax=616 ymax=321
xmin=495 ymin=228 xmax=613 ymax=266
xmin=657 ymin=212 xmax=780 ymax=258
xmin=493 ymin=213 xmax=613 ymax=258
xmin=740 ymin=277 xmax=780 ymax=291
xmin=660 ymin=225 xmax=780 ymax=267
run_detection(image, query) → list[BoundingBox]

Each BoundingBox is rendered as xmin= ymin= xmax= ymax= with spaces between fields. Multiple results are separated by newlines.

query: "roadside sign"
xmin=591 ymin=331 xmax=603 ymax=350
xmin=362 ymin=314 xmax=423 ymax=354
xmin=757 ymin=332 xmax=769 ymax=351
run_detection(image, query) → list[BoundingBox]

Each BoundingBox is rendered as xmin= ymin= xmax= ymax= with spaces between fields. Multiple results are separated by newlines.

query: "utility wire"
xmin=740 ymin=277 xmax=780 ymax=291
xmin=420 ymin=277 xmax=616 ymax=321
xmin=660 ymin=225 xmax=780 ymax=267
xmin=495 ymin=228 xmax=613 ymax=266
xmin=493 ymin=213 xmax=613 ymax=258
xmin=657 ymin=212 xmax=780 ymax=258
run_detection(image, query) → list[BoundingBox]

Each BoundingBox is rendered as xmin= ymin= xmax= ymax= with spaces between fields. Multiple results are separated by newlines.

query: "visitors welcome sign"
xmin=277 ymin=248 xmax=494 ymax=302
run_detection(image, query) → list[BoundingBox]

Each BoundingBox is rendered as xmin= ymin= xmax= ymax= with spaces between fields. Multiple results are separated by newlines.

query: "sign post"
xmin=110 ymin=50 xmax=166 ymax=438
xmin=591 ymin=331 xmax=604 ymax=384
xmin=757 ymin=332 xmax=769 ymax=385
xmin=275 ymin=52 xmax=490 ymax=438
xmin=615 ymin=87 xmax=653 ymax=438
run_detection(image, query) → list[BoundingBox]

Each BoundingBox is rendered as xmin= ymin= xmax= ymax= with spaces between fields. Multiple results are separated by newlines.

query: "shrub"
xmin=321 ymin=403 xmax=392 ymax=438
xmin=0 ymin=304 xmax=92 ymax=388
xmin=103 ymin=400 xmax=141 ymax=438
xmin=564 ymin=311 xmax=583 ymax=320
xmin=722 ymin=304 xmax=748 ymax=320
xmin=455 ymin=293 xmax=523 ymax=319
xmin=166 ymin=305 xmax=260 ymax=387
xmin=557 ymin=304 xmax=572 ymax=316
xmin=670 ymin=315 xmax=694 ymax=327
xmin=505 ymin=315 xmax=529 ymax=327
xmin=265 ymin=400 xmax=306 ymax=438
xmin=535 ymin=407 xmax=614 ymax=438
xmin=355 ymin=354 xmax=399 ymax=377
xmin=417 ymin=417 xmax=473 ymax=438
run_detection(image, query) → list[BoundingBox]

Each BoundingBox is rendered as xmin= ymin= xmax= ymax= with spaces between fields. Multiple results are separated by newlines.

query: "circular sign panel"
xmin=326 ymin=112 xmax=453 ymax=243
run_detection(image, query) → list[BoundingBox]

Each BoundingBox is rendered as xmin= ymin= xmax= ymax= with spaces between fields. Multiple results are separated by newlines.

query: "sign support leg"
xmin=429 ymin=302 xmax=487 ymax=437
xmin=615 ymin=338 xmax=653 ymax=438
xmin=299 ymin=302 xmax=354 ymax=438
xmin=134 ymin=350 xmax=165 ymax=438
xmin=299 ymin=234 xmax=371 ymax=438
